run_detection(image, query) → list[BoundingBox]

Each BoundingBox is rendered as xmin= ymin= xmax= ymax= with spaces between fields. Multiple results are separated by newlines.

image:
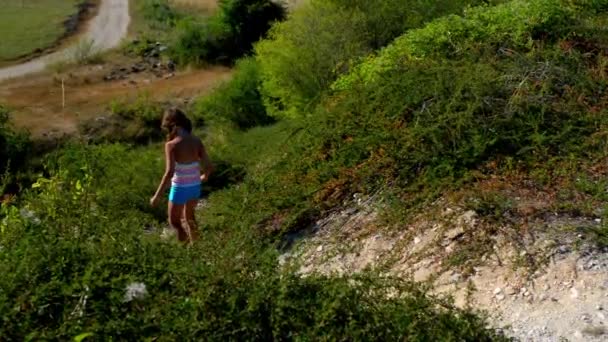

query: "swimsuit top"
xmin=172 ymin=161 xmax=201 ymax=188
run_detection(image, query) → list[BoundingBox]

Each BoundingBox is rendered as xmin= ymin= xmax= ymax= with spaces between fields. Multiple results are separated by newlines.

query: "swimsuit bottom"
xmin=169 ymin=184 xmax=201 ymax=205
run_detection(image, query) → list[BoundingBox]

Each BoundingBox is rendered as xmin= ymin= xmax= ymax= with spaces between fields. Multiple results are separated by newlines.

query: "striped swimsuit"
xmin=168 ymin=161 xmax=201 ymax=204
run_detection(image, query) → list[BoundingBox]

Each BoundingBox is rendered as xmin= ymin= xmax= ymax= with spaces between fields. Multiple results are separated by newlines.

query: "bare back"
xmin=169 ymin=134 xmax=203 ymax=164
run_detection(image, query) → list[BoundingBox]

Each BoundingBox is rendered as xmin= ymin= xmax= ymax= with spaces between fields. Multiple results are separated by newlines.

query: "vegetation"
xmin=169 ymin=0 xmax=286 ymax=65
xmin=7 ymin=0 xmax=608 ymax=338
xmin=0 ymin=0 xmax=82 ymax=61
xmin=0 ymin=142 xmax=505 ymax=340
xmin=193 ymin=57 xmax=272 ymax=129
xmin=0 ymin=106 xmax=31 ymax=194
xmin=255 ymin=0 xmax=504 ymax=117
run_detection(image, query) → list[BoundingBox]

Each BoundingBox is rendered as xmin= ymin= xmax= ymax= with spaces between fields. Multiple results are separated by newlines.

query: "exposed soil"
xmin=281 ymin=195 xmax=608 ymax=341
xmin=0 ymin=62 xmax=232 ymax=138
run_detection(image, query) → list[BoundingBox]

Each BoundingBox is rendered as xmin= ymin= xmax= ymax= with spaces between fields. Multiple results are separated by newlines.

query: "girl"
xmin=150 ymin=108 xmax=214 ymax=243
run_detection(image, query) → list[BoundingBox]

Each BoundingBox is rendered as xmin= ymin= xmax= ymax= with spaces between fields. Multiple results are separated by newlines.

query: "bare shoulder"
xmin=165 ymin=139 xmax=178 ymax=150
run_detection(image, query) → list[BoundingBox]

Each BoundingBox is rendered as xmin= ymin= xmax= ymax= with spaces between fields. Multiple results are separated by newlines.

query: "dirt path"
xmin=0 ymin=0 xmax=130 ymax=82
xmin=0 ymin=66 xmax=232 ymax=137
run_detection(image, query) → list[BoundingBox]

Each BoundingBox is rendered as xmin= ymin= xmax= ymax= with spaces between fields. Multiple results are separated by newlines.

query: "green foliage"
xmin=256 ymin=0 xmax=497 ymax=118
xmin=170 ymin=16 xmax=231 ymax=66
xmin=200 ymin=1 xmax=608 ymax=240
xmin=0 ymin=144 xmax=505 ymax=340
xmin=194 ymin=57 xmax=273 ymax=129
xmin=80 ymin=93 xmax=164 ymax=144
xmin=217 ymin=0 xmax=287 ymax=58
xmin=0 ymin=106 xmax=31 ymax=177
xmin=140 ymin=0 xmax=180 ymax=29
xmin=334 ymin=0 xmax=603 ymax=90
xmin=170 ymin=0 xmax=285 ymax=65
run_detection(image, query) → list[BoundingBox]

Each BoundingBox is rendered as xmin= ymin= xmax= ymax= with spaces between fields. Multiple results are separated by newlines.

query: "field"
xmin=0 ymin=0 xmax=82 ymax=62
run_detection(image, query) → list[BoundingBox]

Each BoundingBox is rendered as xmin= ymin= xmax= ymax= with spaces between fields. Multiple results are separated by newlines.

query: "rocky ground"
xmin=279 ymin=194 xmax=608 ymax=341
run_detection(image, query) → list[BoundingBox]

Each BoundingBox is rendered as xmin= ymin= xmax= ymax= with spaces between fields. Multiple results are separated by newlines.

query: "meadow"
xmin=0 ymin=0 xmax=83 ymax=62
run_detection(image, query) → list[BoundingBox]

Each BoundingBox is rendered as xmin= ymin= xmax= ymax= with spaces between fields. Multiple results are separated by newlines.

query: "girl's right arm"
xmin=151 ymin=142 xmax=176 ymax=206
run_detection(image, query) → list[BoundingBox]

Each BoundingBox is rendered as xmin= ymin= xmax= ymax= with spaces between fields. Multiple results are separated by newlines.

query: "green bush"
xmin=194 ymin=57 xmax=272 ymax=129
xmin=0 ymin=143 xmax=506 ymax=340
xmin=140 ymin=0 xmax=180 ymax=29
xmin=199 ymin=0 xmax=608 ymax=238
xmin=0 ymin=106 xmax=31 ymax=178
xmin=170 ymin=16 xmax=230 ymax=65
xmin=334 ymin=0 xmax=596 ymax=90
xmin=170 ymin=0 xmax=285 ymax=65
xmin=256 ymin=0 xmax=497 ymax=118
xmin=80 ymin=94 xmax=165 ymax=144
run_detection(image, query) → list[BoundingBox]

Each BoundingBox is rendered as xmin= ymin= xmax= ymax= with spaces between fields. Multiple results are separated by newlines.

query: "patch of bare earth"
xmin=0 ymin=62 xmax=232 ymax=138
xmin=281 ymin=190 xmax=608 ymax=341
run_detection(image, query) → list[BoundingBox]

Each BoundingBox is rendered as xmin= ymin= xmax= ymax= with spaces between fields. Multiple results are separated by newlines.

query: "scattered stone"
xmin=582 ymin=326 xmax=607 ymax=337
xmin=444 ymin=226 xmax=465 ymax=240
xmin=496 ymin=294 xmax=506 ymax=301
xmin=571 ymin=288 xmax=580 ymax=299
xmin=316 ymin=245 xmax=323 ymax=252
xmin=505 ymin=286 xmax=517 ymax=295
xmin=494 ymin=287 xmax=503 ymax=295
xmin=413 ymin=237 xmax=421 ymax=244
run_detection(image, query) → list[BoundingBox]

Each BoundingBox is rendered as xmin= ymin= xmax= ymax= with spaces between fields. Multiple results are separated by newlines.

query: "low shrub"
xmin=80 ymin=94 xmax=165 ymax=144
xmin=256 ymin=0 xmax=497 ymax=118
xmin=0 ymin=106 xmax=31 ymax=185
xmin=140 ymin=0 xmax=180 ymax=29
xmin=169 ymin=0 xmax=285 ymax=65
xmin=0 ymin=150 xmax=506 ymax=340
xmin=334 ymin=0 xmax=602 ymax=90
xmin=194 ymin=57 xmax=272 ymax=129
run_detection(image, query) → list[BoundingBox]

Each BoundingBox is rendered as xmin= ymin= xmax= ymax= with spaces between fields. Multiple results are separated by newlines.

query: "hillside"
xmin=2 ymin=0 xmax=608 ymax=340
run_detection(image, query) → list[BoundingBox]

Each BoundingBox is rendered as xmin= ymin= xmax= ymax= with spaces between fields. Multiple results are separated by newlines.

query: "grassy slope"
xmin=0 ymin=0 xmax=81 ymax=61
xmin=197 ymin=0 xmax=608 ymax=252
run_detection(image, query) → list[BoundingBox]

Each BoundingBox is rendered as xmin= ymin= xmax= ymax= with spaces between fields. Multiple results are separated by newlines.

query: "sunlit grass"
xmin=0 ymin=0 xmax=81 ymax=61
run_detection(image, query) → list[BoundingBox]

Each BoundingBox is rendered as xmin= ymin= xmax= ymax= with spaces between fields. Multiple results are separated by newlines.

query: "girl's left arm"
xmin=151 ymin=142 xmax=176 ymax=206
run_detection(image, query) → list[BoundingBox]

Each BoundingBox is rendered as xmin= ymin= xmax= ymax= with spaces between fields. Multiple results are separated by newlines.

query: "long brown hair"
xmin=162 ymin=108 xmax=192 ymax=140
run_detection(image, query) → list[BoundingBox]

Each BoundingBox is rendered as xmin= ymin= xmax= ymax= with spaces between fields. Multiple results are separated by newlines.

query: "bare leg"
xmin=184 ymin=199 xmax=199 ymax=242
xmin=168 ymin=201 xmax=188 ymax=243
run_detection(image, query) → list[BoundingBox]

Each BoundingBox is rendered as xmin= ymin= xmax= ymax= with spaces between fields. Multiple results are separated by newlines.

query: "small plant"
xmin=72 ymin=39 xmax=103 ymax=65
xmin=194 ymin=57 xmax=273 ymax=129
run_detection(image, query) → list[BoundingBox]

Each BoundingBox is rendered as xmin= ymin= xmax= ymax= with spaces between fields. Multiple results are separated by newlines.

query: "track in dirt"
xmin=0 ymin=67 xmax=232 ymax=137
xmin=0 ymin=0 xmax=130 ymax=81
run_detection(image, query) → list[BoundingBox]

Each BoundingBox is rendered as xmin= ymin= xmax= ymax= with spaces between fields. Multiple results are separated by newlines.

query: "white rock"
xmin=316 ymin=245 xmax=324 ymax=252
xmin=414 ymin=237 xmax=421 ymax=244
xmin=571 ymin=288 xmax=579 ymax=299
xmin=494 ymin=287 xmax=503 ymax=295
xmin=496 ymin=294 xmax=506 ymax=301
xmin=598 ymin=312 xmax=606 ymax=321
